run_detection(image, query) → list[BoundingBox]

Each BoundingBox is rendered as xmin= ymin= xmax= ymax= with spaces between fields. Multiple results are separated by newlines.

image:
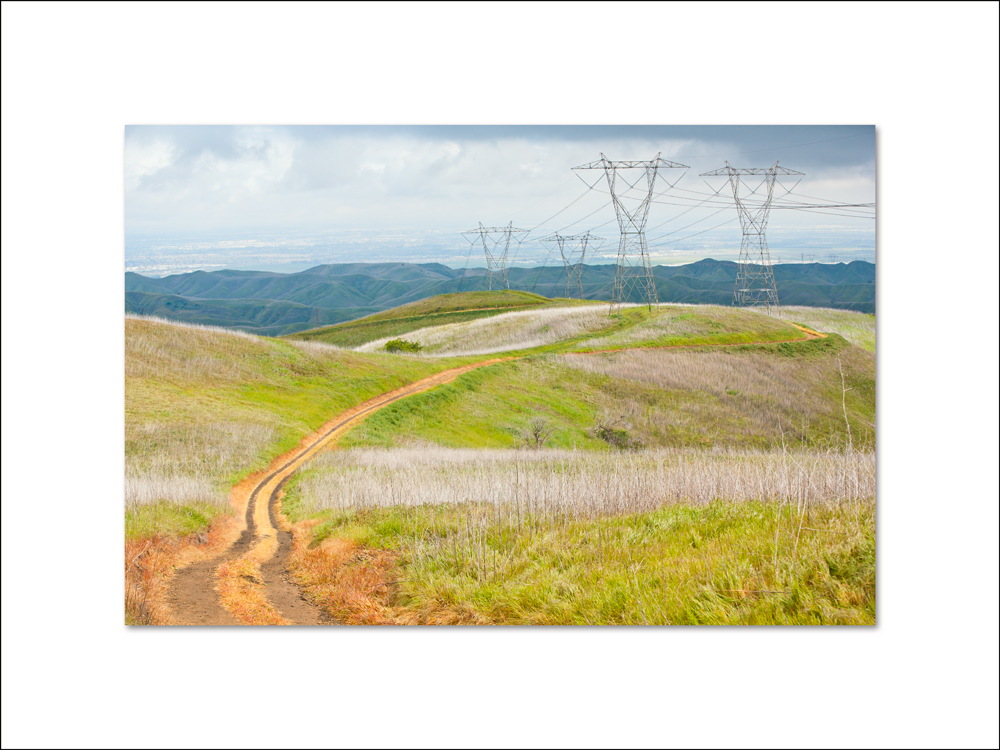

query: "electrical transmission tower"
xmin=701 ymin=161 xmax=804 ymax=313
xmin=538 ymin=232 xmax=601 ymax=299
xmin=461 ymin=222 xmax=529 ymax=291
xmin=573 ymin=153 xmax=688 ymax=314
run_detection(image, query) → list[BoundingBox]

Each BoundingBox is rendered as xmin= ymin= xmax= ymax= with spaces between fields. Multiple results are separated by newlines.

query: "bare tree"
xmin=522 ymin=416 xmax=554 ymax=449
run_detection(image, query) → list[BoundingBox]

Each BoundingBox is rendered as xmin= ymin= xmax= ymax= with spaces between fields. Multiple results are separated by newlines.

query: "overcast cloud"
xmin=124 ymin=125 xmax=875 ymax=272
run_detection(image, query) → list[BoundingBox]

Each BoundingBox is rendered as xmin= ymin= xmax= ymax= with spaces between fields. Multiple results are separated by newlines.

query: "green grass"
xmin=127 ymin=318 xmax=475 ymax=458
xmin=340 ymin=358 xmax=605 ymax=450
xmin=341 ymin=333 xmax=874 ymax=451
xmin=775 ymin=307 xmax=876 ymax=352
xmin=125 ymin=501 xmax=228 ymax=542
xmin=290 ymin=499 xmax=875 ymax=625
xmin=566 ymin=305 xmax=805 ymax=353
xmin=285 ymin=290 xmax=557 ymax=347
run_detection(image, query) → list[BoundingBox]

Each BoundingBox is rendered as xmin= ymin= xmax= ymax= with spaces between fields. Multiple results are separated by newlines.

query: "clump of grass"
xmin=384 ymin=338 xmax=423 ymax=354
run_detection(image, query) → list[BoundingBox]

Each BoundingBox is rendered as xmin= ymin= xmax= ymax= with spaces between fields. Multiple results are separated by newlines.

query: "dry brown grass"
xmin=216 ymin=554 xmax=290 ymax=626
xmin=562 ymin=345 xmax=875 ymax=447
xmin=288 ymin=521 xmax=400 ymax=625
xmin=296 ymin=446 xmax=875 ymax=517
xmin=124 ymin=516 xmax=238 ymax=625
xmin=288 ymin=519 xmax=492 ymax=625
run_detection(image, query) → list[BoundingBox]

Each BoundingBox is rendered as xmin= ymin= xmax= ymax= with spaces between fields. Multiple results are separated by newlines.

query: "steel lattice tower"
xmin=538 ymin=232 xmax=601 ymax=299
xmin=701 ymin=161 xmax=805 ymax=312
xmin=573 ymin=153 xmax=688 ymax=314
xmin=461 ymin=222 xmax=529 ymax=291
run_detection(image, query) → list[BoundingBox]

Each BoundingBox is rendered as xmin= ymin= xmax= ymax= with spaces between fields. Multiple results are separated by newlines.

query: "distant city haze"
xmin=125 ymin=125 xmax=876 ymax=277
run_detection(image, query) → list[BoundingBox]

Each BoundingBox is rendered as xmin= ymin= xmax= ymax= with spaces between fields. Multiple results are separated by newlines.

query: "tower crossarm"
xmin=461 ymin=226 xmax=530 ymax=236
xmin=700 ymin=161 xmax=805 ymax=177
xmin=574 ymin=155 xmax=690 ymax=170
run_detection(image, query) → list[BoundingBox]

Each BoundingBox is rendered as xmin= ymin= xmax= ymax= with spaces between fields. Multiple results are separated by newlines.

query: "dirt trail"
xmin=166 ymin=360 xmax=505 ymax=626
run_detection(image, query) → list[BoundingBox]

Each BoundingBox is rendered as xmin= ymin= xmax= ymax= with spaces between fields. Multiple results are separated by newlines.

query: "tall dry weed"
xmin=298 ymin=446 xmax=875 ymax=517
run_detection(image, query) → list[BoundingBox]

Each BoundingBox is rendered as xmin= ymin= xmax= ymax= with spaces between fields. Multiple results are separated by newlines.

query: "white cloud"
xmin=124 ymin=126 xmax=876 ymax=249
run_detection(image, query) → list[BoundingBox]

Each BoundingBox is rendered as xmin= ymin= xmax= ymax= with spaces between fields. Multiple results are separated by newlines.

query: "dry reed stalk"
xmin=297 ymin=447 xmax=875 ymax=518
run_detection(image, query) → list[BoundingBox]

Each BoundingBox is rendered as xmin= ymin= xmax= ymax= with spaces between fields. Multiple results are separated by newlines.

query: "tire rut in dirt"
xmin=263 ymin=475 xmax=335 ymax=626
xmin=167 ymin=559 xmax=237 ymax=625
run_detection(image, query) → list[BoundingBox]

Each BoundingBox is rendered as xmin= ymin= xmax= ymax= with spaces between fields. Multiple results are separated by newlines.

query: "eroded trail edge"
xmin=166 ymin=360 xmax=504 ymax=625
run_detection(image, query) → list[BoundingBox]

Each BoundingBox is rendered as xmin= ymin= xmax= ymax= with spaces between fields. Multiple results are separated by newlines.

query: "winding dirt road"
xmin=166 ymin=360 xmax=503 ymax=626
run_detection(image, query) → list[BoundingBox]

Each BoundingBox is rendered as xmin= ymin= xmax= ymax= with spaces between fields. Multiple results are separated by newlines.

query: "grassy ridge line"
xmin=360 ymin=289 xmax=550 ymax=320
xmin=287 ymin=306 xmax=539 ymax=348
xmin=287 ymin=292 xmax=601 ymax=349
xmin=347 ymin=303 xmax=815 ymax=360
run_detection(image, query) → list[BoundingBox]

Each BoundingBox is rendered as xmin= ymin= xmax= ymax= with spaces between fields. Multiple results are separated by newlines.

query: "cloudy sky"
xmin=124 ymin=124 xmax=876 ymax=273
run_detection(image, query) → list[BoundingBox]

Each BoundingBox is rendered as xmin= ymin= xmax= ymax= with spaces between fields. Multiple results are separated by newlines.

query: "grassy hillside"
xmin=330 ymin=300 xmax=809 ymax=358
xmin=125 ymin=299 xmax=875 ymax=627
xmin=774 ymin=306 xmax=876 ymax=352
xmin=125 ymin=290 xmax=374 ymax=336
xmin=125 ymin=315 xmax=472 ymax=540
xmin=125 ymin=259 xmax=875 ymax=335
xmin=339 ymin=305 xmax=875 ymax=451
xmin=287 ymin=290 xmax=556 ymax=347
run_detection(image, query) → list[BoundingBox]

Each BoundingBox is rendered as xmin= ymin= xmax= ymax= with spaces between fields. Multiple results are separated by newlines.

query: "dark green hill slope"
xmin=124 ymin=290 xmax=378 ymax=335
xmin=125 ymin=259 xmax=874 ymax=335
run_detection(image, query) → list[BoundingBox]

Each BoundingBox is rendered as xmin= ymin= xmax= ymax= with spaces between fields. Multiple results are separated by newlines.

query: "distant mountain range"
xmin=125 ymin=259 xmax=875 ymax=336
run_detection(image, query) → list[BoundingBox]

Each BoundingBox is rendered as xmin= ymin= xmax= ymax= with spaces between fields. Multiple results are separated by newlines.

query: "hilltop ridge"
xmin=125 ymin=259 xmax=875 ymax=335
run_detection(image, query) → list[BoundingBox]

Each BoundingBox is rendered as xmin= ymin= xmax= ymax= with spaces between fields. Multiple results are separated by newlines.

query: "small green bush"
xmin=383 ymin=338 xmax=423 ymax=354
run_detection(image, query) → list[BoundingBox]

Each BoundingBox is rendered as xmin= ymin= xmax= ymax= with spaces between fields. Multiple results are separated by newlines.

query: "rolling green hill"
xmin=125 ymin=259 xmax=875 ymax=335
xmin=286 ymin=290 xmax=586 ymax=347
xmin=125 ymin=301 xmax=875 ymax=626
